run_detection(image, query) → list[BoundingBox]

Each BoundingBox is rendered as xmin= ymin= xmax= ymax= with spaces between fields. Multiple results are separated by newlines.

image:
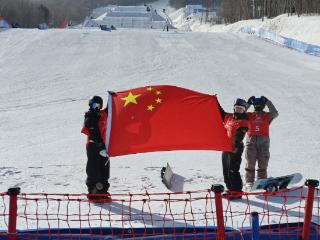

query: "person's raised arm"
xmin=217 ymin=99 xmax=226 ymax=120
xmin=262 ymin=96 xmax=279 ymax=123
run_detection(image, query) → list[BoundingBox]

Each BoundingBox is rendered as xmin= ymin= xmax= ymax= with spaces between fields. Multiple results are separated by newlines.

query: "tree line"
xmin=0 ymin=0 xmax=154 ymax=28
xmin=1 ymin=0 xmax=319 ymax=27
xmin=221 ymin=0 xmax=320 ymax=23
xmin=169 ymin=0 xmax=320 ymax=23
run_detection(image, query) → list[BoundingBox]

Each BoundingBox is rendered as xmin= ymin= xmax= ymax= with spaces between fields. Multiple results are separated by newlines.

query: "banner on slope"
xmin=105 ymin=85 xmax=231 ymax=156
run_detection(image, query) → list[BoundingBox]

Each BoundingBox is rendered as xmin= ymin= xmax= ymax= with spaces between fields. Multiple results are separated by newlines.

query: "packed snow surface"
xmin=172 ymin=12 xmax=320 ymax=46
xmin=1 ymin=3 xmax=320 ymax=229
xmin=1 ymin=28 xmax=319 ymax=195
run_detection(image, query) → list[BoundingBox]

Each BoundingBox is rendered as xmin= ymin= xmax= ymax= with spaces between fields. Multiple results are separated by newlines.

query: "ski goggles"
xmin=92 ymin=103 xmax=102 ymax=110
xmin=234 ymin=105 xmax=246 ymax=113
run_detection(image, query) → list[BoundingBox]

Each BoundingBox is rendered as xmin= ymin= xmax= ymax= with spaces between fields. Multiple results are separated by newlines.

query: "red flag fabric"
xmin=107 ymin=85 xmax=232 ymax=156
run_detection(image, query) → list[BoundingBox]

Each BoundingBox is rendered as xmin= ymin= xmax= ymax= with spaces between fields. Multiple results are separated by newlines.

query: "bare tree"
xmin=220 ymin=0 xmax=320 ymax=23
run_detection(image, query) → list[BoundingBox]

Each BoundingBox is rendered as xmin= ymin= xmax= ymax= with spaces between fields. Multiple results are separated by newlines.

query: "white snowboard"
xmin=161 ymin=162 xmax=174 ymax=189
xmin=251 ymin=173 xmax=303 ymax=192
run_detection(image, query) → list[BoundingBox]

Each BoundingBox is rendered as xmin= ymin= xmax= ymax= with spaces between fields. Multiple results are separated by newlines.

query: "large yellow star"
xmin=121 ymin=92 xmax=141 ymax=107
xmin=147 ymin=105 xmax=155 ymax=111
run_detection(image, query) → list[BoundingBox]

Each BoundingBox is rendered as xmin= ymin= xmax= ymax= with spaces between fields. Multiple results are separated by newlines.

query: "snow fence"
xmin=0 ymin=180 xmax=320 ymax=239
xmin=240 ymin=26 xmax=320 ymax=57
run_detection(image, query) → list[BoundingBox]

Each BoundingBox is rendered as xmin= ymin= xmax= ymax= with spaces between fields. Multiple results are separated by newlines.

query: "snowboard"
xmin=251 ymin=173 xmax=303 ymax=192
xmin=161 ymin=163 xmax=174 ymax=189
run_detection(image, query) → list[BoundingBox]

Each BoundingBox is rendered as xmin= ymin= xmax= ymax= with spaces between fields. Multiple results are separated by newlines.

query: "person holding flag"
xmin=218 ymin=98 xmax=249 ymax=199
xmin=81 ymin=96 xmax=110 ymax=201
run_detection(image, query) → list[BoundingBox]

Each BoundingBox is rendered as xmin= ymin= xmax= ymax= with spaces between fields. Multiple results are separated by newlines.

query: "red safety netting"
xmin=0 ymin=185 xmax=319 ymax=239
xmin=224 ymin=186 xmax=307 ymax=238
xmin=0 ymin=192 xmax=8 ymax=235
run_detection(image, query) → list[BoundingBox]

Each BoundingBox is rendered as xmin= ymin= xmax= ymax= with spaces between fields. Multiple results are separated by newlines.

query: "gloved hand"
xmin=108 ymin=90 xmax=116 ymax=95
xmin=99 ymin=149 xmax=108 ymax=158
xmin=97 ymin=142 xmax=108 ymax=157
xmin=261 ymin=96 xmax=268 ymax=104
xmin=247 ymin=96 xmax=255 ymax=105
xmin=244 ymin=102 xmax=250 ymax=109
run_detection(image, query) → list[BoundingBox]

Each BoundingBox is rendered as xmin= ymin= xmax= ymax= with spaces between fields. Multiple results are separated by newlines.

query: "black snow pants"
xmin=222 ymin=145 xmax=244 ymax=192
xmin=86 ymin=142 xmax=110 ymax=192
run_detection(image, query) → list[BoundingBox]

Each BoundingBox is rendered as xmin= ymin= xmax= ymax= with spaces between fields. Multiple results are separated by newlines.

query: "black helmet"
xmin=89 ymin=96 xmax=103 ymax=109
xmin=253 ymin=98 xmax=265 ymax=111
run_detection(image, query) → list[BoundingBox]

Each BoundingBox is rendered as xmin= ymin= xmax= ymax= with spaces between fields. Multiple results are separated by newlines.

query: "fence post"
xmin=7 ymin=187 xmax=20 ymax=240
xmin=251 ymin=212 xmax=259 ymax=240
xmin=302 ymin=179 xmax=319 ymax=240
xmin=211 ymin=184 xmax=225 ymax=239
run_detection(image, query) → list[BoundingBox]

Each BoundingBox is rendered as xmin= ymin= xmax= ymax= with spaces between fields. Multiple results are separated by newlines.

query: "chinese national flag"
xmin=107 ymin=85 xmax=232 ymax=156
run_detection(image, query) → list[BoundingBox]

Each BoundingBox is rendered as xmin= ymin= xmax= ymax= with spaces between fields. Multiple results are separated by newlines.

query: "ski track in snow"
xmin=0 ymin=26 xmax=320 ymax=228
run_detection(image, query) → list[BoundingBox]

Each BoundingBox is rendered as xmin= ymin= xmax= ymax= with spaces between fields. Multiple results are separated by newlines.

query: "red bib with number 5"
xmin=247 ymin=112 xmax=270 ymax=137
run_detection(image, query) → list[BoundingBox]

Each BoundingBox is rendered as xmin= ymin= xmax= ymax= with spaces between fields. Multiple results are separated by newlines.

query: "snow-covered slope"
xmin=1 ymin=28 xmax=320 ymax=197
xmin=172 ymin=12 xmax=320 ymax=46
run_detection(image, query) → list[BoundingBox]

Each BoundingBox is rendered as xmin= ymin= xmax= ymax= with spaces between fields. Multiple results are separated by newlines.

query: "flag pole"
xmin=105 ymin=92 xmax=113 ymax=154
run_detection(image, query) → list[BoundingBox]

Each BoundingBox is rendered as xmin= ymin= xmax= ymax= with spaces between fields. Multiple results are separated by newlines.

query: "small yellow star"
xmin=146 ymin=86 xmax=153 ymax=91
xmin=147 ymin=105 xmax=155 ymax=111
xmin=121 ymin=92 xmax=141 ymax=107
xmin=156 ymin=90 xmax=162 ymax=95
xmin=155 ymin=98 xmax=162 ymax=104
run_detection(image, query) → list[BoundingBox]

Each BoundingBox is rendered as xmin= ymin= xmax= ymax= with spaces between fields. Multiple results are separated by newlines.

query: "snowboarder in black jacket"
xmin=81 ymin=96 xmax=110 ymax=200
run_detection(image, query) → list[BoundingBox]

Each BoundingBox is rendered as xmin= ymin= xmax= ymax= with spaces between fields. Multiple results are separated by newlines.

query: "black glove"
xmin=97 ymin=142 xmax=105 ymax=150
xmin=261 ymin=96 xmax=268 ymax=104
xmin=247 ymin=96 xmax=255 ymax=105
xmin=108 ymin=90 xmax=116 ymax=95
xmin=98 ymin=142 xmax=108 ymax=157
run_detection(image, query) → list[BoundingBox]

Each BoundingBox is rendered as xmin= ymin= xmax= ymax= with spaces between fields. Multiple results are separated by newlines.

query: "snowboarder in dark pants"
xmin=81 ymin=96 xmax=110 ymax=201
xmin=163 ymin=18 xmax=169 ymax=32
xmin=219 ymin=98 xmax=249 ymax=199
